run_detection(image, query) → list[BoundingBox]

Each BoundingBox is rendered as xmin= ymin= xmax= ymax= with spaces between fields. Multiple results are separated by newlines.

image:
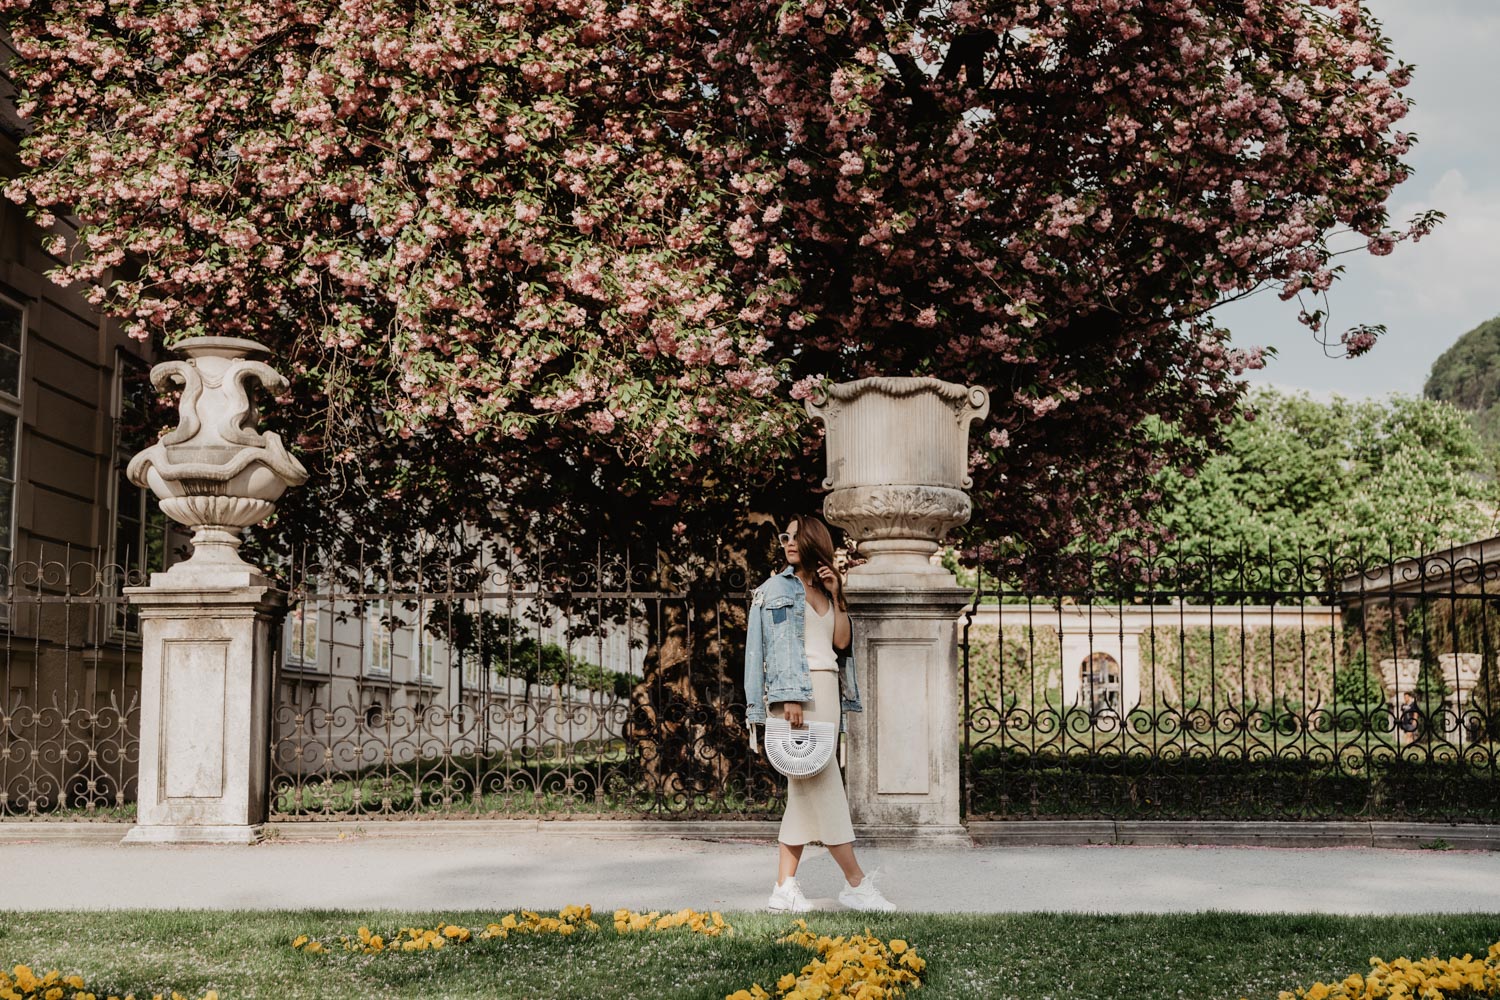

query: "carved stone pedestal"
xmin=844 ymin=580 xmax=973 ymax=846
xmin=122 ymin=579 xmax=285 ymax=844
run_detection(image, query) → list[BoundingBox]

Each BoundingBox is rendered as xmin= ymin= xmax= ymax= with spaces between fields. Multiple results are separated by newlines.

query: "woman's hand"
xmin=817 ymin=564 xmax=843 ymax=603
xmin=783 ymin=702 xmax=805 ymax=727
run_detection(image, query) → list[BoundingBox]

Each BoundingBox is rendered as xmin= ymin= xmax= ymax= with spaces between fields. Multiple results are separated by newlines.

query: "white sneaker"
xmin=838 ymin=872 xmax=895 ymax=912
xmin=767 ymin=876 xmax=813 ymax=913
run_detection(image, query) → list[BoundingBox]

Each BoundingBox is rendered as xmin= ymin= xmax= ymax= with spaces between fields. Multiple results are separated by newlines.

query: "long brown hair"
xmin=790 ymin=513 xmax=846 ymax=611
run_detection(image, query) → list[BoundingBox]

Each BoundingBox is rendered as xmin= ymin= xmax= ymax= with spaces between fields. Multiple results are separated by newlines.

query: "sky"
xmin=1210 ymin=0 xmax=1500 ymax=401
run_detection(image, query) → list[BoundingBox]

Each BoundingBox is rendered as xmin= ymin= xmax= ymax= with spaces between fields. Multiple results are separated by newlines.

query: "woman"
xmin=743 ymin=514 xmax=895 ymax=913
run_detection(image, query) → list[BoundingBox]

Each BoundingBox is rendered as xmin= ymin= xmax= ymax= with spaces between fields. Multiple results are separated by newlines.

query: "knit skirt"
xmin=774 ymin=669 xmax=855 ymax=847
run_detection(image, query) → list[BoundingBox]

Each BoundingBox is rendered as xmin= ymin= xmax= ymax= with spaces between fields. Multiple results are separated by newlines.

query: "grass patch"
xmin=2 ymin=911 xmax=1499 ymax=999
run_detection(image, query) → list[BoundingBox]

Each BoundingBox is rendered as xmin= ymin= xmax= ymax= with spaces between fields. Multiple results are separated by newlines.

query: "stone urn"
xmin=1378 ymin=657 xmax=1422 ymax=703
xmin=126 ymin=337 xmax=308 ymax=577
xmin=1436 ymin=653 xmax=1483 ymax=706
xmin=806 ymin=377 xmax=989 ymax=579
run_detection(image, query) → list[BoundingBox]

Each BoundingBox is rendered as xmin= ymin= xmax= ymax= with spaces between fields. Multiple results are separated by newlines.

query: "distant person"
xmin=743 ymin=514 xmax=894 ymax=914
xmin=1397 ymin=690 xmax=1421 ymax=745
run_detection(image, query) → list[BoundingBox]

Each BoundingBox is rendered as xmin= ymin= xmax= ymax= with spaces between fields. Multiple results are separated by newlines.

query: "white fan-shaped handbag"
xmin=756 ymin=717 xmax=838 ymax=778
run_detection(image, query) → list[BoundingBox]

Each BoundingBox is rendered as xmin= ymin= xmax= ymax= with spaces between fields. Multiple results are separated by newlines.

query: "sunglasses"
xmin=777 ymin=532 xmax=795 ymax=545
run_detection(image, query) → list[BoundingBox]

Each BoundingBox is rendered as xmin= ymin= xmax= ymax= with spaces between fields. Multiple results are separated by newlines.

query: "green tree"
xmin=1424 ymin=313 xmax=1500 ymax=470
xmin=1147 ymin=388 xmax=1496 ymax=566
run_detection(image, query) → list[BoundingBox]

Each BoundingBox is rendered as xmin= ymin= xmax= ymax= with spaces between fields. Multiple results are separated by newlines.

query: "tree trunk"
xmin=622 ymin=520 xmax=781 ymax=814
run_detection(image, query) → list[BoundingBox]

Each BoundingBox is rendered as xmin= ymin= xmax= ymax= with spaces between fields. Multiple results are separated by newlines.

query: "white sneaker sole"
xmin=839 ymin=896 xmax=895 ymax=913
xmin=767 ymin=900 xmax=813 ymax=913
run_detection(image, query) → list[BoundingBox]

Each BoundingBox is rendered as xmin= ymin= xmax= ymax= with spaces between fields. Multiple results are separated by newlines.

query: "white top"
xmin=803 ymin=591 xmax=838 ymax=673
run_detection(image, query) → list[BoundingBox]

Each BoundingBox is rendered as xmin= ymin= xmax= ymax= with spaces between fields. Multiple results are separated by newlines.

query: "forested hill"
xmin=1425 ymin=314 xmax=1500 ymax=454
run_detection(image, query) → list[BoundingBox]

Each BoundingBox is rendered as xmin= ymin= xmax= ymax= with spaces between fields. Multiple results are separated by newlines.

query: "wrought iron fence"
xmin=269 ymin=536 xmax=782 ymax=820
xmin=14 ymin=535 xmax=1500 ymax=827
xmin=0 ymin=555 xmax=142 ymax=820
xmin=962 ymin=545 xmax=1500 ymax=822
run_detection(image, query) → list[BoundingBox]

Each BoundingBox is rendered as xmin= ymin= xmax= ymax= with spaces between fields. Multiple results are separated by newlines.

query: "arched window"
xmin=1081 ymin=652 xmax=1121 ymax=716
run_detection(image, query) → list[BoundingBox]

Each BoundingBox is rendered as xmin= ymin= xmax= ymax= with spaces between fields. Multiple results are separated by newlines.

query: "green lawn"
xmin=3 ymin=911 xmax=1499 ymax=999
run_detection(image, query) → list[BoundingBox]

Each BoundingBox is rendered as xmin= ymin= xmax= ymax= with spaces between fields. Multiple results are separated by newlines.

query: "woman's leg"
xmin=825 ymin=841 xmax=864 ymax=887
xmin=778 ymin=842 xmax=805 ymax=884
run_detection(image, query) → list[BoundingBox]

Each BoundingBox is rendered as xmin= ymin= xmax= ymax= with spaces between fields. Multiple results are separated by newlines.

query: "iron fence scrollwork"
xmin=268 ymin=537 xmax=783 ymax=820
xmin=961 ymin=545 xmax=1500 ymax=822
xmin=0 ymin=555 xmax=142 ymax=820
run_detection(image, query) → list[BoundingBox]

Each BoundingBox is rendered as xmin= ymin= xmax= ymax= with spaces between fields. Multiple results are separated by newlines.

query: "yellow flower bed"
xmin=1 ymin=965 xmax=217 ymax=1000
xmin=613 ymin=908 xmax=733 ymax=938
xmin=292 ymin=921 xmax=472 ymax=956
xmin=290 ymin=905 xmax=731 ymax=956
xmin=1272 ymin=940 xmax=1500 ymax=1000
xmin=726 ymin=920 xmax=926 ymax=1000
xmin=480 ymin=904 xmax=599 ymax=941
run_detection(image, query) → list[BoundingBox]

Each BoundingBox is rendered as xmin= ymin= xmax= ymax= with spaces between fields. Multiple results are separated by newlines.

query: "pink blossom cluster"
xmin=0 ymin=0 xmax=1424 ymax=551
xmin=696 ymin=0 xmax=1423 ymax=554
xmin=0 ymin=0 xmax=803 ymax=475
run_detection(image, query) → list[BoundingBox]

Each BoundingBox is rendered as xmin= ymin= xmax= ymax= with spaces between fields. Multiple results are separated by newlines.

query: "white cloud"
xmin=1229 ymin=170 xmax=1500 ymax=399
xmin=1369 ymin=170 xmax=1500 ymax=326
xmin=1225 ymin=1 xmax=1500 ymax=398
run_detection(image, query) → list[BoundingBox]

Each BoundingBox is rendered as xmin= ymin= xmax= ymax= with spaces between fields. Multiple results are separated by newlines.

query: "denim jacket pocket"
xmin=763 ymin=595 xmax=795 ymax=631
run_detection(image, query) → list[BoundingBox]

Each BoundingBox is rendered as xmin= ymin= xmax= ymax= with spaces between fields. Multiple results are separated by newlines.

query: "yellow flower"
xmin=888 ymin=940 xmax=907 ymax=955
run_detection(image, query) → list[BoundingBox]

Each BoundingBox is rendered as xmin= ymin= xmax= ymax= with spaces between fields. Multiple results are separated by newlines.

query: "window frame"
xmin=365 ymin=598 xmax=394 ymax=677
xmin=416 ymin=609 xmax=438 ymax=683
xmin=284 ymin=603 xmax=321 ymax=667
xmin=0 ymin=294 xmax=27 ymax=579
xmin=1082 ymin=652 xmax=1122 ymax=716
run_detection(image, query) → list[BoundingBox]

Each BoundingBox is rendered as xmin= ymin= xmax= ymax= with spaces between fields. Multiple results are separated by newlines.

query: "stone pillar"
xmin=1437 ymin=653 xmax=1483 ymax=738
xmin=1378 ymin=657 xmax=1421 ymax=740
xmin=127 ymin=583 xmax=285 ymax=843
xmin=122 ymin=337 xmax=308 ymax=844
xmin=1437 ymin=653 xmax=1483 ymax=707
xmin=1378 ymin=657 xmax=1422 ymax=708
xmin=808 ymin=377 xmax=988 ymax=846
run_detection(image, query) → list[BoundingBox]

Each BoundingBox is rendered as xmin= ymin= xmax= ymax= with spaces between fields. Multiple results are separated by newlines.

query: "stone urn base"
xmin=825 ymin=484 xmax=972 ymax=578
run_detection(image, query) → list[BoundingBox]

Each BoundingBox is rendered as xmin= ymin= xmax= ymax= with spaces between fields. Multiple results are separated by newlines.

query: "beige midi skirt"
xmin=774 ymin=669 xmax=855 ymax=847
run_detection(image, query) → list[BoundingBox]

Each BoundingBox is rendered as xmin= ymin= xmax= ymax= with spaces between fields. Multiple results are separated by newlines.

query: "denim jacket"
xmin=743 ymin=567 xmax=862 ymax=725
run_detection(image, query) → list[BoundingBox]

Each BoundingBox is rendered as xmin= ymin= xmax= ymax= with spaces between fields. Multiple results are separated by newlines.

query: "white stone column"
xmin=841 ymin=583 xmax=971 ymax=844
xmin=122 ymin=337 xmax=307 ymax=844
xmin=1378 ymin=658 xmax=1422 ymax=709
xmin=127 ymin=583 xmax=285 ymax=843
xmin=808 ymin=377 xmax=988 ymax=846
xmin=1437 ymin=653 xmax=1483 ymax=739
